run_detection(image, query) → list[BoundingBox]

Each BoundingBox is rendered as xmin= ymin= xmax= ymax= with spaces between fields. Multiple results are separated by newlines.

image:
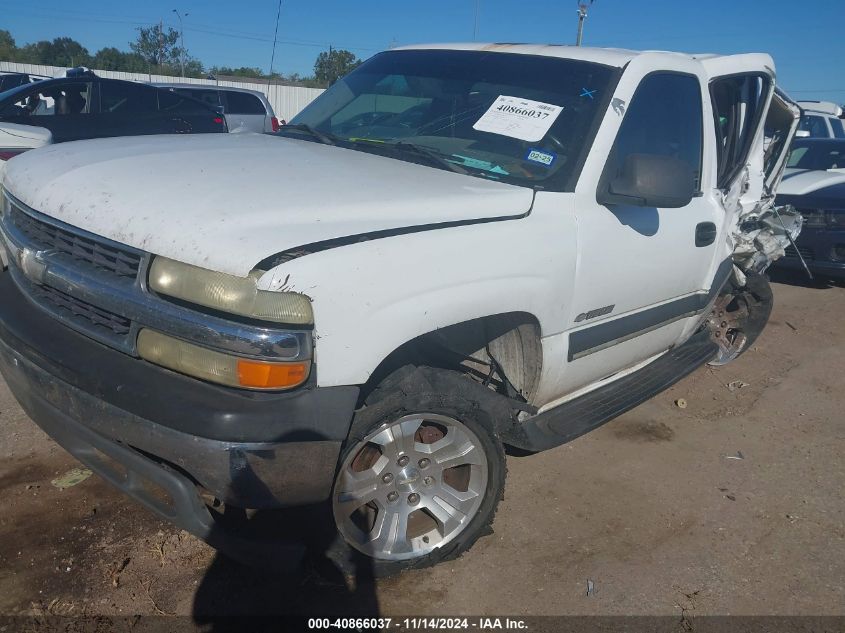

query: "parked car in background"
xmin=797 ymin=100 xmax=845 ymax=138
xmin=0 ymin=69 xmax=228 ymax=143
xmin=773 ymin=138 xmax=845 ymax=280
xmin=0 ymin=123 xmax=51 ymax=268
xmin=0 ymin=122 xmax=51 ymax=181
xmin=0 ymin=72 xmax=49 ymax=93
xmin=153 ymin=83 xmax=280 ymax=133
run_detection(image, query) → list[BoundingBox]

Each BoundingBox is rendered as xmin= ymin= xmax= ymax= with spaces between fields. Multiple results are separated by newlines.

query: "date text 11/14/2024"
xmin=307 ymin=617 xmax=529 ymax=631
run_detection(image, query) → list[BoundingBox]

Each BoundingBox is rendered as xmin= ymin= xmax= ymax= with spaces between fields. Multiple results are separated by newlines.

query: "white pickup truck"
xmin=0 ymin=44 xmax=800 ymax=575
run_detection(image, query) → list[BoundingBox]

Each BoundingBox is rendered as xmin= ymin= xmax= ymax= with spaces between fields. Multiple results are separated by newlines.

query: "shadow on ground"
xmin=191 ymin=454 xmax=380 ymax=628
xmin=768 ymin=267 xmax=843 ymax=290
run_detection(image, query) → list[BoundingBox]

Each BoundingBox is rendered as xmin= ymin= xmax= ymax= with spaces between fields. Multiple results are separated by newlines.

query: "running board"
xmin=502 ymin=331 xmax=718 ymax=452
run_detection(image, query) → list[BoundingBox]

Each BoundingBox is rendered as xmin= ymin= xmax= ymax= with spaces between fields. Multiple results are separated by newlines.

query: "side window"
xmin=224 ymin=91 xmax=266 ymax=115
xmin=799 ymin=115 xmax=830 ymax=138
xmin=831 ymin=118 xmax=845 ymax=139
xmin=100 ymin=81 xmax=157 ymax=114
xmin=174 ymin=88 xmax=221 ymax=109
xmin=1 ymin=82 xmax=91 ymax=117
xmin=604 ymin=72 xmax=703 ymax=192
xmin=157 ymin=89 xmax=209 ymax=113
xmin=0 ymin=74 xmax=29 ymax=92
xmin=710 ymin=74 xmax=770 ymax=188
xmin=0 ymin=86 xmax=46 ymax=116
xmin=786 ymin=146 xmax=808 ymax=168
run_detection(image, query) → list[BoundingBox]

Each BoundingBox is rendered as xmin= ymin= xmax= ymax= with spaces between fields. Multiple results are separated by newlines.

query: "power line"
xmin=2 ymin=6 xmax=380 ymax=53
xmin=268 ymin=0 xmax=283 ymax=82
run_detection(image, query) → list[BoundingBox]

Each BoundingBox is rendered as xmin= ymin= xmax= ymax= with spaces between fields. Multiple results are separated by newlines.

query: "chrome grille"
xmin=8 ymin=203 xmax=141 ymax=278
xmin=28 ymin=283 xmax=132 ymax=337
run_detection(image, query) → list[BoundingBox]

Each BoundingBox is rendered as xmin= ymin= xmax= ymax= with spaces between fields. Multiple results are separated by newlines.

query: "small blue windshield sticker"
xmin=525 ymin=148 xmax=556 ymax=167
xmin=451 ymin=154 xmax=510 ymax=175
xmin=580 ymin=88 xmax=597 ymax=99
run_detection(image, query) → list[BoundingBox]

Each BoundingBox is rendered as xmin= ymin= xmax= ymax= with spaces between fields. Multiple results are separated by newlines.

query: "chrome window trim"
xmin=0 ymin=190 xmax=311 ymax=362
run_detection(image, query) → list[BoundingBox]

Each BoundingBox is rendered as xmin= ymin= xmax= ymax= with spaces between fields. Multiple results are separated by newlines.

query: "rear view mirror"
xmin=598 ymin=153 xmax=696 ymax=208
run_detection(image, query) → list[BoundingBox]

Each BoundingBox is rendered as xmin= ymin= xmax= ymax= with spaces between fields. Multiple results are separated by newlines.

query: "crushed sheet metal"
xmin=732 ymin=202 xmax=803 ymax=274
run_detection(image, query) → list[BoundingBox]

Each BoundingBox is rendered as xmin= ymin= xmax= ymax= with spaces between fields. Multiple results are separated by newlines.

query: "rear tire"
xmin=707 ymin=271 xmax=773 ymax=366
xmin=328 ymin=366 xmax=507 ymax=577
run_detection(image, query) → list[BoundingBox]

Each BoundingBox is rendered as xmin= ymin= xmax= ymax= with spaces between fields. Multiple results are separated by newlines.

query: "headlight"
xmin=148 ymin=256 xmax=313 ymax=325
xmin=137 ymin=329 xmax=310 ymax=390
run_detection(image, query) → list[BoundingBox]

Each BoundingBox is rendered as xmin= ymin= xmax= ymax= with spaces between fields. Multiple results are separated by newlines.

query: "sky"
xmin=3 ymin=0 xmax=844 ymax=102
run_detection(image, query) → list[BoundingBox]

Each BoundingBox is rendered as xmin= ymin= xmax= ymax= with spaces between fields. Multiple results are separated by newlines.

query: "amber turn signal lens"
xmin=237 ymin=359 xmax=309 ymax=389
xmin=137 ymin=328 xmax=310 ymax=391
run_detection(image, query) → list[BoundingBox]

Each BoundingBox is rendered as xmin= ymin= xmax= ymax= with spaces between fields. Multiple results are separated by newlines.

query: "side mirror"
xmin=598 ymin=153 xmax=696 ymax=209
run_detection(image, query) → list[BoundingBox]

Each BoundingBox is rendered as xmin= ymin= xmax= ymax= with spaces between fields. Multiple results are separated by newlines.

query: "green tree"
xmin=0 ymin=30 xmax=17 ymax=61
xmin=92 ymin=47 xmax=147 ymax=72
xmin=19 ymin=37 xmax=90 ymax=67
xmin=130 ymin=24 xmax=182 ymax=67
xmin=212 ymin=66 xmax=265 ymax=79
xmin=314 ymin=48 xmax=361 ymax=86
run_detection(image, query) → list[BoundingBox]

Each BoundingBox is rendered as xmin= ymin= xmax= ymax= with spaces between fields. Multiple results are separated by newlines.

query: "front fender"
xmin=259 ymin=194 xmax=577 ymax=387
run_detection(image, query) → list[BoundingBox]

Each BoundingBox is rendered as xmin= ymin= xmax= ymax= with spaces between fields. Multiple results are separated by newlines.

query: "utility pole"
xmin=172 ymin=9 xmax=188 ymax=77
xmin=158 ymin=18 xmax=164 ymax=68
xmin=473 ymin=0 xmax=480 ymax=41
xmin=575 ymin=1 xmax=593 ymax=47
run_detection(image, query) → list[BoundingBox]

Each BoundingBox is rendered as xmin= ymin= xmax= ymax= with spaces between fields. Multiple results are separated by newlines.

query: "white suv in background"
xmin=797 ymin=100 xmax=845 ymax=138
xmin=153 ymin=83 xmax=280 ymax=134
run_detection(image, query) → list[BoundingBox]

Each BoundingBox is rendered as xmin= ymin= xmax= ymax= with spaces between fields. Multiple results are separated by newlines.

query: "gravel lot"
xmin=0 ymin=272 xmax=843 ymax=620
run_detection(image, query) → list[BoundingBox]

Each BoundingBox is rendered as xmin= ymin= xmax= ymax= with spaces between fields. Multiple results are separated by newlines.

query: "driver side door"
xmin=560 ymin=59 xmax=723 ymax=394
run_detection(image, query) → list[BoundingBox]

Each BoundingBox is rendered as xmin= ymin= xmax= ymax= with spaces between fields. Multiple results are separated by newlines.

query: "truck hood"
xmin=4 ymin=133 xmax=533 ymax=276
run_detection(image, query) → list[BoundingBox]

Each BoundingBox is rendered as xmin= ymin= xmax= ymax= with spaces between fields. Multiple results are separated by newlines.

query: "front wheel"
xmin=330 ymin=368 xmax=507 ymax=576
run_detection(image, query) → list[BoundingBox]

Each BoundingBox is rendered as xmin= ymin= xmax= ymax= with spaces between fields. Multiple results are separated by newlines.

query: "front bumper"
xmin=0 ymin=269 xmax=359 ymax=553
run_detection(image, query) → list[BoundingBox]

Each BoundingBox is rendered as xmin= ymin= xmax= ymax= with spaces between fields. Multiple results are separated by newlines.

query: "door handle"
xmin=695 ymin=222 xmax=717 ymax=247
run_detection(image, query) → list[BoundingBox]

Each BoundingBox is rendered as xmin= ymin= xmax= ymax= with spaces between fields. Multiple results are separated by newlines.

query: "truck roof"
xmin=396 ymin=43 xmax=773 ymax=72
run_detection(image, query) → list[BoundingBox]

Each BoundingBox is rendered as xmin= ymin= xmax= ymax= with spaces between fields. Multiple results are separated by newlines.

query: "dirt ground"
xmin=0 ymin=272 xmax=843 ymax=622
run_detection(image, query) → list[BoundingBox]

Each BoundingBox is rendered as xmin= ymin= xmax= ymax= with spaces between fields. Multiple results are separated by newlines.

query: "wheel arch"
xmin=358 ymin=311 xmax=544 ymax=406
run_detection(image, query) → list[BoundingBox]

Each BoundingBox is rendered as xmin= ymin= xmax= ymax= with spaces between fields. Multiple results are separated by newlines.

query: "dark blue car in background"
xmin=774 ymin=138 xmax=845 ymax=281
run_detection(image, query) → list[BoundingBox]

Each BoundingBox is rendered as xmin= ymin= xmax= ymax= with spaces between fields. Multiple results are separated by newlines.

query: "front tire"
xmin=330 ymin=367 xmax=507 ymax=576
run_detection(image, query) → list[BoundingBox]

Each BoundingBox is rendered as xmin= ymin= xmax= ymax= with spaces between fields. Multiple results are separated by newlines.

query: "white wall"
xmin=0 ymin=61 xmax=324 ymax=120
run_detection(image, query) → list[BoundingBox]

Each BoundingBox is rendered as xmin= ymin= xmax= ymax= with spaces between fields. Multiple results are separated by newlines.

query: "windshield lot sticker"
xmin=473 ymin=95 xmax=563 ymax=142
xmin=525 ymin=148 xmax=556 ymax=167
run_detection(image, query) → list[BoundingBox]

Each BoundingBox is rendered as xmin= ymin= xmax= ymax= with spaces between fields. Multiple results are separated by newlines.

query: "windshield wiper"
xmin=279 ymin=124 xmax=337 ymax=146
xmin=391 ymin=141 xmax=469 ymax=176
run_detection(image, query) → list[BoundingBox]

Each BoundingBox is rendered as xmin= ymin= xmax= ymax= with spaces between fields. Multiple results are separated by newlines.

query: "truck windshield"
xmin=286 ymin=49 xmax=618 ymax=190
